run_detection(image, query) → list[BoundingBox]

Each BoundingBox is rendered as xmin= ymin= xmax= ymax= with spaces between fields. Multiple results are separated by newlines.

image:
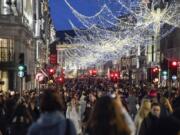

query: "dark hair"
xmin=40 ymin=89 xmax=64 ymax=112
xmin=86 ymin=96 xmax=131 ymax=135
xmin=151 ymin=102 xmax=160 ymax=108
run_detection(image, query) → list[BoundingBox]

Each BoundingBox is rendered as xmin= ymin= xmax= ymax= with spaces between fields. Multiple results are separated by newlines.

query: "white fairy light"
xmin=61 ymin=0 xmax=180 ymax=69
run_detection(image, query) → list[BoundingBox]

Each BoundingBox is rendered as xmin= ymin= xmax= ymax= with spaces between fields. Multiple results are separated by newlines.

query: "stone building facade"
xmin=0 ymin=0 xmax=55 ymax=91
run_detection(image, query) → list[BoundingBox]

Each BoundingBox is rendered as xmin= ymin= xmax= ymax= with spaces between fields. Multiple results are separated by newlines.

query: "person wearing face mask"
xmin=138 ymin=102 xmax=161 ymax=135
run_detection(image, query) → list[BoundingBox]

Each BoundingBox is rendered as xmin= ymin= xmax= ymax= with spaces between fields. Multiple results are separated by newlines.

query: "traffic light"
xmin=110 ymin=71 xmax=120 ymax=82
xmin=149 ymin=66 xmax=160 ymax=83
xmin=55 ymin=76 xmax=64 ymax=84
xmin=18 ymin=64 xmax=27 ymax=78
xmin=19 ymin=53 xmax=24 ymax=64
xmin=92 ymin=69 xmax=97 ymax=76
xmin=170 ymin=61 xmax=178 ymax=80
xmin=89 ymin=69 xmax=92 ymax=75
xmin=152 ymin=67 xmax=160 ymax=73
xmin=171 ymin=61 xmax=177 ymax=67
xmin=161 ymin=70 xmax=168 ymax=80
xmin=48 ymin=68 xmax=55 ymax=76
xmin=89 ymin=69 xmax=97 ymax=76
xmin=114 ymin=73 xmax=118 ymax=77
xmin=162 ymin=70 xmax=168 ymax=76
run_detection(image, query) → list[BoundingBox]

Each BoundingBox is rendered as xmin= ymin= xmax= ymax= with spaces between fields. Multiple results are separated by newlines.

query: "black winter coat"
xmin=139 ymin=113 xmax=159 ymax=135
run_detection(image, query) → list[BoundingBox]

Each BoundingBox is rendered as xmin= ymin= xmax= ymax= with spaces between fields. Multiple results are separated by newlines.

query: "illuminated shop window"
xmin=0 ymin=38 xmax=14 ymax=62
xmin=0 ymin=70 xmax=8 ymax=92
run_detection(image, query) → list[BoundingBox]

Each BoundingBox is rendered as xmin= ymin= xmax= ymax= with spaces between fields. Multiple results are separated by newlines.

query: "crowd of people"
xmin=0 ymin=77 xmax=180 ymax=135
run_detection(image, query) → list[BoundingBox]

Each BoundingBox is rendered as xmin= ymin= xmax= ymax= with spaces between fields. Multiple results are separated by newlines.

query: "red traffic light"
xmin=55 ymin=76 xmax=64 ymax=84
xmin=172 ymin=61 xmax=177 ymax=67
xmin=48 ymin=68 xmax=55 ymax=75
xmin=58 ymin=77 xmax=63 ymax=82
xmin=92 ymin=69 xmax=97 ymax=75
xmin=92 ymin=69 xmax=97 ymax=74
xmin=89 ymin=69 xmax=97 ymax=76
xmin=152 ymin=67 xmax=160 ymax=73
xmin=110 ymin=71 xmax=120 ymax=81
xmin=110 ymin=73 xmax=114 ymax=77
xmin=114 ymin=73 xmax=118 ymax=77
xmin=50 ymin=69 xmax=54 ymax=73
xmin=89 ymin=70 xmax=92 ymax=74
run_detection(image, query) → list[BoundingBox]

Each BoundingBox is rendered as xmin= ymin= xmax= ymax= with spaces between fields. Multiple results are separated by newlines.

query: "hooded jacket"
xmin=27 ymin=111 xmax=77 ymax=135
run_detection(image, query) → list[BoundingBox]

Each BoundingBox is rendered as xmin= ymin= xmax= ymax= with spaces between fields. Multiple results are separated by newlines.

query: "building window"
xmin=0 ymin=38 xmax=14 ymax=62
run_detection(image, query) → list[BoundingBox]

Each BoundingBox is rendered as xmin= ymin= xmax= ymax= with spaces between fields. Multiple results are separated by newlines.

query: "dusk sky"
xmin=49 ymin=0 xmax=133 ymax=31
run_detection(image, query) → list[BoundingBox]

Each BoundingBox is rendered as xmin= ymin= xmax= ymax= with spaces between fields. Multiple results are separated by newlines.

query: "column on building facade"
xmin=0 ymin=0 xmax=11 ymax=15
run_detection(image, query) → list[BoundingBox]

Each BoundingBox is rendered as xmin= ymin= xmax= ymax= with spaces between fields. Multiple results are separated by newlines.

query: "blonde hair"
xmin=139 ymin=99 xmax=151 ymax=118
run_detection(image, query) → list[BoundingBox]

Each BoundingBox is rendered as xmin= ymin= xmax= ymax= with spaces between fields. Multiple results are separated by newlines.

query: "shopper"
xmin=27 ymin=89 xmax=77 ymax=135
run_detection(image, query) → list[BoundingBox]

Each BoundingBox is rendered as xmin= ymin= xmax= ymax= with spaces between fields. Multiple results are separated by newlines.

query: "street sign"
xmin=36 ymin=73 xmax=44 ymax=82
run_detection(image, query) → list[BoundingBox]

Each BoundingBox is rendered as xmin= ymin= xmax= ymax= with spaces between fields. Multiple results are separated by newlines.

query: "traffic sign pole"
xmin=20 ymin=78 xmax=23 ymax=98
